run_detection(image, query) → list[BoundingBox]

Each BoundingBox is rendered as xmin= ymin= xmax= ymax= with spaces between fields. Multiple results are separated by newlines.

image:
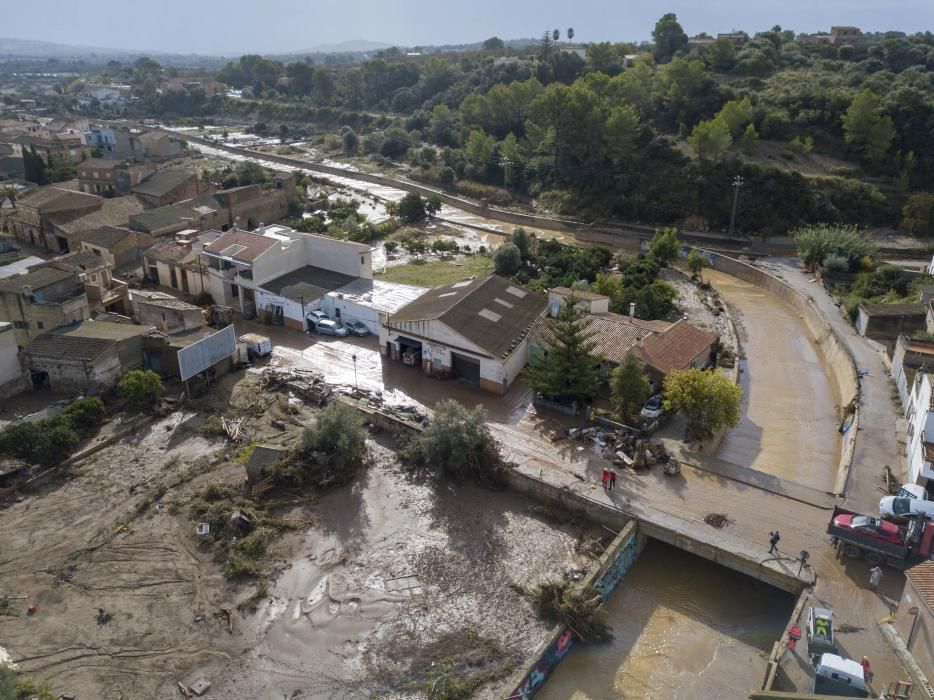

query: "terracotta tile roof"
xmin=17 ymin=186 xmax=99 ymax=213
xmin=634 ymin=319 xmax=718 ymax=375
xmin=533 ymin=312 xmax=653 ymax=366
xmin=145 ymin=238 xmax=195 ymax=264
xmin=203 ymin=229 xmax=278 ymax=262
xmin=905 ymin=560 xmax=934 ymax=611
xmin=80 ymin=225 xmax=134 ymax=248
xmin=49 ymin=249 xmax=110 ymax=272
xmin=131 ymin=169 xmax=195 ymax=197
xmin=23 ymin=333 xmax=112 ymax=361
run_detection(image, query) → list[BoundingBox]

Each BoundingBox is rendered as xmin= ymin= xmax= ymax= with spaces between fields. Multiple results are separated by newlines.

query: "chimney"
xmin=629 ymin=302 xmax=636 ymax=319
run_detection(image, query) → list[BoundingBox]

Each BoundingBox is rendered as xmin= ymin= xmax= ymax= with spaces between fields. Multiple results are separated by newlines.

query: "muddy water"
xmin=705 ymin=269 xmax=841 ymax=491
xmin=538 ymin=541 xmax=794 ymax=699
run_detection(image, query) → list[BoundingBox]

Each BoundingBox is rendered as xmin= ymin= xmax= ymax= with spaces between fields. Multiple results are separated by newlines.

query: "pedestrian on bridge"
xmin=768 ymin=531 xmax=781 ymax=554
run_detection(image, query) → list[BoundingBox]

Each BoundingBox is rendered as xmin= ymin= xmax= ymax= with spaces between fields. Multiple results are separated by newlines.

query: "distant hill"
xmin=296 ymin=40 xmax=395 ymax=54
xmin=0 ymin=37 xmax=133 ymax=57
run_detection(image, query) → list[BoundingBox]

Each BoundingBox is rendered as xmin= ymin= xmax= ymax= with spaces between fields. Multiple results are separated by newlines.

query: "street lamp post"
xmin=352 ymin=354 xmax=358 ymax=391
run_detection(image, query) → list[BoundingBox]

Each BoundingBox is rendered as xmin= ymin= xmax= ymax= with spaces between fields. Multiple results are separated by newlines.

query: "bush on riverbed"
xmin=529 ymin=580 xmax=612 ymax=642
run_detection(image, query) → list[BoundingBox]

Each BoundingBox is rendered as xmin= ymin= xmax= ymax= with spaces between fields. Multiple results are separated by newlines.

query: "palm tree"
xmin=567 ymin=28 xmax=575 ymax=43
xmin=1 ymin=185 xmax=18 ymax=209
xmin=552 ymin=29 xmax=561 ymax=43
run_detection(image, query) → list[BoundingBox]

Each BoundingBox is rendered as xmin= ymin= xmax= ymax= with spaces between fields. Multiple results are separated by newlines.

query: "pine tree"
xmin=525 ymin=301 xmax=601 ymax=408
xmin=609 ymin=353 xmax=651 ymax=423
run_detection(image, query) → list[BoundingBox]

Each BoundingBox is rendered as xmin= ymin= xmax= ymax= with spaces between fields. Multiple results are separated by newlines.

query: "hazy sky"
xmin=6 ymin=0 xmax=933 ymax=55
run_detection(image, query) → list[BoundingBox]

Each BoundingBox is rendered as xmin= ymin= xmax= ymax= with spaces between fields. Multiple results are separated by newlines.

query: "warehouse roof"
xmin=260 ymin=265 xmax=355 ymax=302
xmin=390 ymin=275 xmax=546 ymax=359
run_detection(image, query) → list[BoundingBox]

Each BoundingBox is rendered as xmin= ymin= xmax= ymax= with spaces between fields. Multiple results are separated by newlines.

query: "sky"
xmin=4 ymin=0 xmax=934 ymax=55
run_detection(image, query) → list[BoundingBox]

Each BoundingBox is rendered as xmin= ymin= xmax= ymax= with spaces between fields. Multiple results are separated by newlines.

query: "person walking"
xmin=869 ymin=566 xmax=883 ymax=590
xmin=768 ymin=531 xmax=781 ymax=554
xmin=601 ymin=468 xmax=609 ymax=488
xmin=860 ymin=656 xmax=872 ymax=683
xmin=609 ymin=470 xmax=617 ymax=490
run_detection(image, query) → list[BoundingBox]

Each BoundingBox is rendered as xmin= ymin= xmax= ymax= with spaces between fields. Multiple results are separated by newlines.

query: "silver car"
xmin=314 ymin=319 xmax=349 ymax=337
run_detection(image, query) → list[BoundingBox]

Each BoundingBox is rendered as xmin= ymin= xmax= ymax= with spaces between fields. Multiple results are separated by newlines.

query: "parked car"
xmin=831 ymin=513 xmax=903 ymax=546
xmin=313 ymin=319 xmax=348 ymax=337
xmin=880 ymin=497 xmax=934 ymax=520
xmin=640 ymin=395 xmax=665 ymax=420
xmin=402 ymin=348 xmax=421 ymax=366
xmin=238 ymin=333 xmax=272 ymax=359
xmin=305 ymin=310 xmax=329 ymax=330
xmin=344 ymin=320 xmax=371 ymax=337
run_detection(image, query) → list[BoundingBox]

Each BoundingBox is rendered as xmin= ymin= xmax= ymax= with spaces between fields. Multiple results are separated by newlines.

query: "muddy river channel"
xmin=705 ymin=269 xmax=841 ymax=492
xmin=539 ymin=541 xmax=794 ymax=699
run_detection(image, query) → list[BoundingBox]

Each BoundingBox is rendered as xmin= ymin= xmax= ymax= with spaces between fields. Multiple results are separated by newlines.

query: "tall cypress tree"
xmin=525 ymin=301 xmax=601 ymax=407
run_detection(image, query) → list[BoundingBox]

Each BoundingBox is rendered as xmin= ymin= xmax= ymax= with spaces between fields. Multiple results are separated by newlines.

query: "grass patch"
xmin=377 ymin=255 xmax=493 ymax=286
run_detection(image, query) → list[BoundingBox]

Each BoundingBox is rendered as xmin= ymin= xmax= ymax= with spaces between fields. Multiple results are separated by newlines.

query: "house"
xmin=717 ymin=31 xmax=749 ymax=46
xmin=83 ymin=125 xmax=133 ymax=158
xmin=19 ymin=319 xmax=156 ymax=393
xmin=46 ymin=195 xmax=144 ymax=254
xmin=687 ymin=36 xmax=717 ymax=47
xmin=142 ymin=324 xmax=238 ymax=383
xmin=384 ymin=275 xmax=547 ymax=394
xmin=143 ymin=229 xmax=221 ymax=298
xmin=201 ymin=224 xmax=373 ymax=320
xmin=0 ymin=266 xmax=90 ymax=347
xmin=905 ymin=371 xmax=934 ymax=488
xmin=0 ymin=255 xmax=45 ymax=281
xmin=894 ymin=560 xmax=934 ymax=678
xmin=891 ymin=335 xmax=934 ymax=409
xmin=131 ymin=169 xmax=202 ymax=208
xmin=800 ymin=33 xmax=834 ymax=47
xmin=42 ymin=249 xmax=131 ymax=316
xmin=548 ymin=287 xmax=610 ymax=315
xmin=131 ymin=290 xmax=204 ymax=334
xmin=79 ymin=225 xmax=153 ymax=268
xmin=830 ymin=26 xmax=863 ymax=45
xmin=856 ymin=303 xmax=927 ymax=349
xmin=76 ymin=158 xmax=155 ymax=196
xmin=0 ymin=321 xmax=27 ymax=398
xmin=130 ymin=131 xmax=188 ymax=161
xmin=78 ymin=84 xmax=131 ymax=108
xmin=8 ymin=186 xmax=101 ymax=252
xmin=633 ymin=319 xmax=718 ymax=386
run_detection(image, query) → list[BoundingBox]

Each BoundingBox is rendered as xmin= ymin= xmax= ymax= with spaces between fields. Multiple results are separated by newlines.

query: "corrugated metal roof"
xmin=906 ymin=560 xmax=934 ymax=611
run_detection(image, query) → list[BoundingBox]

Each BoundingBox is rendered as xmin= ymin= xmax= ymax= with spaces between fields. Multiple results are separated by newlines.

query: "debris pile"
xmin=529 ymin=579 xmax=611 ymax=642
xmin=704 ymin=513 xmax=734 ymax=529
xmin=567 ymin=424 xmax=669 ymax=470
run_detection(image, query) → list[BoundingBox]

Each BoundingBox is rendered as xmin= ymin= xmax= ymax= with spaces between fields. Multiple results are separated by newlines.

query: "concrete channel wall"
xmin=701 ymin=251 xmax=860 ymax=496
xmin=504 ymin=520 xmax=644 ymax=700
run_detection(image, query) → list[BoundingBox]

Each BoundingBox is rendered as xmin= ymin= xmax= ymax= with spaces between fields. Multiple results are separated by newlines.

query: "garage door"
xmin=452 ymin=353 xmax=480 ymax=385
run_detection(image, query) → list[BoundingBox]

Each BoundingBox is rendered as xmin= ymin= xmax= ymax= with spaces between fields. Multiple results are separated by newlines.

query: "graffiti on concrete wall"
xmin=594 ymin=533 xmax=638 ymax=601
xmin=509 ymin=532 xmax=640 ymax=699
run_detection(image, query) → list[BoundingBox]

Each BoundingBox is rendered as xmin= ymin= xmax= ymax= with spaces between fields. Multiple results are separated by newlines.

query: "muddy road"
xmin=704 ymin=269 xmax=841 ymax=492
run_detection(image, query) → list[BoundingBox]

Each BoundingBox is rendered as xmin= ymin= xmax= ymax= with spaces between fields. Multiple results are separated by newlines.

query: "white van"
xmin=896 ymin=483 xmax=929 ymax=501
xmin=812 ymin=653 xmax=867 ymax=697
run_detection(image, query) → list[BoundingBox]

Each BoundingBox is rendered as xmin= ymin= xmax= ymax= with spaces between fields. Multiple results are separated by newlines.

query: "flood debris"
xmin=527 ymin=580 xmax=611 ymax=642
xmin=704 ymin=513 xmax=734 ymax=529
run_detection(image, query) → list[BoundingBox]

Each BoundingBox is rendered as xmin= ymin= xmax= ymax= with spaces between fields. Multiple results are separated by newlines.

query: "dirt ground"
xmin=0 ymin=370 xmax=595 ymax=699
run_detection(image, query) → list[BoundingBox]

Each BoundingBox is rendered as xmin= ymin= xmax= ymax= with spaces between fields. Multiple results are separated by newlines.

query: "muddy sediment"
xmin=704 ymin=269 xmax=841 ymax=491
xmin=538 ymin=540 xmax=794 ymax=699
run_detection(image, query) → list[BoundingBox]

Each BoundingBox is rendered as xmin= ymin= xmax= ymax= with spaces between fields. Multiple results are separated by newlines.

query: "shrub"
xmin=0 ymin=413 xmax=81 ymax=466
xmin=118 ymin=370 xmax=165 ymax=410
xmin=398 ymin=192 xmax=427 ymax=223
xmin=821 ymin=253 xmax=850 ymax=273
xmin=61 ymin=397 xmax=106 ymax=438
xmin=792 ymin=224 xmax=876 ymax=269
xmin=402 ymin=400 xmax=503 ymax=482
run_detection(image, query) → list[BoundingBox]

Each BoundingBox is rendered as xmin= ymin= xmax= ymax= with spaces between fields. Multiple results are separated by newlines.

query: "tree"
xmin=1 ymin=185 xmax=17 ymax=208
xmin=380 ymin=127 xmax=410 ymax=159
xmin=553 ymin=29 xmax=561 ymax=43
xmin=278 ymin=123 xmax=289 ymax=143
xmin=740 ymin=123 xmax=759 ymax=154
xmin=494 ymin=242 xmax=521 ymax=276
xmin=567 ymin=28 xmax=575 ymax=42
xmin=717 ymin=97 xmax=754 ymax=138
xmin=652 ymin=13 xmax=688 ymax=63
xmin=687 ymin=249 xmax=709 ymax=281
xmin=482 ymin=37 xmax=505 ymax=51
xmin=842 ymin=89 xmax=895 ymax=165
xmin=61 ymin=397 xmax=106 ymax=438
xmin=609 ymin=353 xmax=651 ymax=423
xmin=708 ymin=38 xmax=736 ymax=71
xmin=511 ymin=227 xmax=532 ymax=260
xmin=118 ymin=370 xmax=164 ymax=410
xmin=341 ymin=126 xmax=359 ymax=154
xmin=397 ymin=192 xmax=426 ymax=223
xmin=649 ymin=227 xmax=680 ymax=265
xmin=402 ymin=400 xmax=501 ymax=481
xmin=663 ymin=368 xmax=743 ymax=441
xmin=525 ymin=302 xmax=601 ymax=408
xmin=902 ymin=192 xmax=934 ymax=237
xmin=384 ymin=240 xmax=399 ymax=256
xmin=689 ymin=118 xmax=732 ymax=161
xmin=425 ymin=193 xmax=442 ymax=216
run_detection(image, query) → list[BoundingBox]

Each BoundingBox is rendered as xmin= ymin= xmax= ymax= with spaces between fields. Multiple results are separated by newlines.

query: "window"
xmin=231 ymin=284 xmax=240 ymax=299
xmin=361 ymin=256 xmax=365 ymax=264
xmin=12 ymin=320 xmax=26 ymax=329
xmin=37 ymin=321 xmax=44 ymax=329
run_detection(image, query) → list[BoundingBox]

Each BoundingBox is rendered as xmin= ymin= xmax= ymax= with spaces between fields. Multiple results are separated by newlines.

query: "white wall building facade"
xmin=906 ymin=371 xmax=934 ymax=488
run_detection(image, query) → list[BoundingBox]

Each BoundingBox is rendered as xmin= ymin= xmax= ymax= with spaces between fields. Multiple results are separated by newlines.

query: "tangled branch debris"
xmin=528 ymin=580 xmax=611 ymax=642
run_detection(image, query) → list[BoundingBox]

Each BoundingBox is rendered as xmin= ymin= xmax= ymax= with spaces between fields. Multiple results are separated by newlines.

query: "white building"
xmin=383 ymin=275 xmax=546 ymax=395
xmin=0 ymin=321 xmax=26 ymax=398
xmin=201 ymin=224 xmax=374 ymax=330
xmin=323 ymin=278 xmax=426 ymax=335
xmin=906 ymin=371 xmax=934 ymax=488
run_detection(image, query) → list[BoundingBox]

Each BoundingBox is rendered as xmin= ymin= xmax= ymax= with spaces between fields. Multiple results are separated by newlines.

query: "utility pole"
xmin=728 ymin=175 xmax=744 ymax=238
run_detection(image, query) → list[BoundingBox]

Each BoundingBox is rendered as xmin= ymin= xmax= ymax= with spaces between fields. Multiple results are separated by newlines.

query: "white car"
xmin=895 ymin=484 xmax=928 ymax=501
xmin=879 ymin=496 xmax=934 ymax=520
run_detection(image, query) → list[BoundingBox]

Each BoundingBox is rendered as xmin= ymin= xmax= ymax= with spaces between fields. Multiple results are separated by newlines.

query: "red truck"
xmin=827 ymin=506 xmax=934 ymax=569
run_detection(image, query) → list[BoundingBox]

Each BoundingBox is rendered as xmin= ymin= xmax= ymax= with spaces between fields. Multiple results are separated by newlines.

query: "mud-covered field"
xmin=0 ymin=371 xmax=595 ymax=698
